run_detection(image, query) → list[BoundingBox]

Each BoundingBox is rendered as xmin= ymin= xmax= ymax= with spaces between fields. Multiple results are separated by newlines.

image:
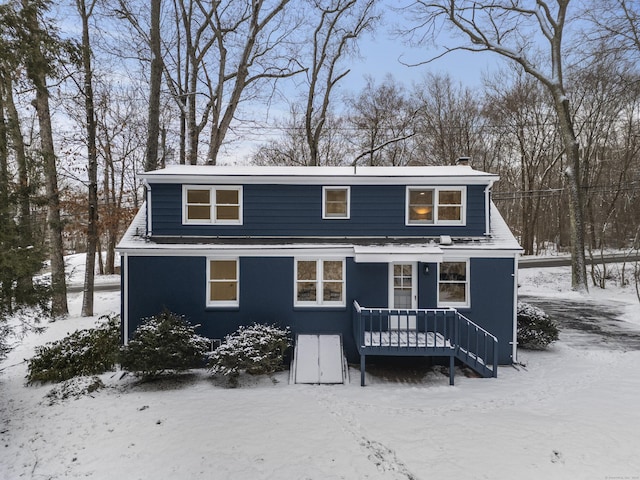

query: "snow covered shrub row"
xmin=209 ymin=323 xmax=291 ymax=386
xmin=119 ymin=309 xmax=210 ymax=379
xmin=517 ymin=302 xmax=559 ymax=350
xmin=27 ymin=314 xmax=120 ymax=383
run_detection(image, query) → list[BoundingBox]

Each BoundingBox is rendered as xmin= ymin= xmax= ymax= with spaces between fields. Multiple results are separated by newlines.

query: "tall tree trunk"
xmin=554 ymin=92 xmax=588 ymax=291
xmin=145 ymin=0 xmax=162 ymax=171
xmin=23 ymin=1 xmax=68 ymax=316
xmin=4 ymin=74 xmax=34 ymax=300
xmin=78 ymin=0 xmax=98 ymax=317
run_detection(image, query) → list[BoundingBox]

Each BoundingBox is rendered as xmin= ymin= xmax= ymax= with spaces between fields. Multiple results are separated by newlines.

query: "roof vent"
xmin=439 ymin=235 xmax=453 ymax=245
xmin=456 ymin=157 xmax=470 ymax=166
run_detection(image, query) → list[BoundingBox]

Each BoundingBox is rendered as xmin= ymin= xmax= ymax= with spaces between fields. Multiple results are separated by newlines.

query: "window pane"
xmin=408 ymin=189 xmax=434 ymax=221
xmin=210 ymin=282 xmax=237 ymax=301
xmin=216 ymin=205 xmax=239 ymax=220
xmin=210 ymin=260 xmax=237 ymax=280
xmin=326 ymin=189 xmax=346 ymax=202
xmin=323 ymin=281 xmax=343 ymax=302
xmin=438 ymin=206 xmax=461 ymax=221
xmin=297 ymin=261 xmax=316 ymax=281
xmin=323 ymin=261 xmax=342 ymax=281
xmin=440 ymin=262 xmax=466 ymax=281
xmin=439 ymin=283 xmax=466 ymax=303
xmin=188 ymin=205 xmax=211 ymax=220
xmin=187 ymin=189 xmax=210 ymax=204
xmin=439 ymin=190 xmax=462 ymax=205
xmin=216 ymin=189 xmax=238 ymax=205
xmin=326 ymin=202 xmax=347 ymax=216
xmin=409 ymin=189 xmax=432 ymax=204
xmin=297 ymin=282 xmax=317 ymax=301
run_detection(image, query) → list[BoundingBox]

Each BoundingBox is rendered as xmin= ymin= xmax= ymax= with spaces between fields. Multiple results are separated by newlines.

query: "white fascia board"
xmin=138 ymin=166 xmax=498 ymax=186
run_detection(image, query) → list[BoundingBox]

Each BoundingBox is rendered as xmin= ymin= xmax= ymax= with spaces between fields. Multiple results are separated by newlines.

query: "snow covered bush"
xmin=27 ymin=314 xmax=120 ymax=384
xmin=517 ymin=302 xmax=559 ymax=350
xmin=209 ymin=324 xmax=290 ymax=386
xmin=120 ymin=310 xmax=210 ymax=379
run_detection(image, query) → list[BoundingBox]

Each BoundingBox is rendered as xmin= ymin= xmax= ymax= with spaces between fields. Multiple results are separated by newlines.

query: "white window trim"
xmin=206 ymin=257 xmax=239 ymax=308
xmin=405 ymin=186 xmax=466 ymax=226
xmin=183 ymin=185 xmax=243 ymax=225
xmin=294 ymin=258 xmax=346 ymax=307
xmin=437 ymin=259 xmax=470 ymax=308
xmin=322 ymin=186 xmax=350 ymax=220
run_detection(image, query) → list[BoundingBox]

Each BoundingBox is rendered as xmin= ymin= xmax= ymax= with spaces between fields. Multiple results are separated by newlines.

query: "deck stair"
xmin=353 ymin=301 xmax=498 ymax=386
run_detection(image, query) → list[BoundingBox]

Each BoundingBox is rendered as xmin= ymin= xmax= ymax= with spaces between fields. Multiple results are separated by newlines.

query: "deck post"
xmin=449 ymin=355 xmax=455 ymax=386
xmin=360 ymin=354 xmax=366 ymax=386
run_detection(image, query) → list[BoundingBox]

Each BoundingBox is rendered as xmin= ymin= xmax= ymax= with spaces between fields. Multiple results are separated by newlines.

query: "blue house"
xmin=117 ymin=163 xmax=522 ymax=385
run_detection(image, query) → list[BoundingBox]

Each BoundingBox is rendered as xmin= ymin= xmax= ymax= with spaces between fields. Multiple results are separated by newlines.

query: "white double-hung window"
xmin=406 ymin=187 xmax=465 ymax=225
xmin=183 ymin=186 xmax=242 ymax=224
xmin=295 ymin=259 xmax=345 ymax=307
xmin=437 ymin=260 xmax=469 ymax=307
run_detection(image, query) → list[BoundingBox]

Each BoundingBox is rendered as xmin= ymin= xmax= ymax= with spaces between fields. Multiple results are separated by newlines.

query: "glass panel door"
xmin=389 ymin=263 xmax=417 ymax=330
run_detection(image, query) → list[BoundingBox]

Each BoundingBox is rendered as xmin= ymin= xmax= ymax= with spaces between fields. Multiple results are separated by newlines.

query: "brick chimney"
xmin=456 ymin=156 xmax=470 ymax=166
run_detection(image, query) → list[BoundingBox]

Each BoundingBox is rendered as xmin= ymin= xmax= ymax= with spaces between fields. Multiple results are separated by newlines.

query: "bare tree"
xmin=73 ymin=0 xmax=100 ymax=317
xmin=484 ymin=67 xmax=563 ymax=255
xmin=411 ymin=73 xmax=485 ymax=166
xmin=404 ymin=0 xmax=588 ymax=290
xmin=145 ymin=0 xmax=162 ymax=171
xmin=346 ymin=74 xmax=416 ymax=166
xmin=303 ymin=0 xmax=379 ymax=166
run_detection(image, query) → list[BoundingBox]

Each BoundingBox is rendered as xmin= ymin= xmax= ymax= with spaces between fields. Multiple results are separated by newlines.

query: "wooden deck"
xmin=353 ymin=301 xmax=498 ymax=386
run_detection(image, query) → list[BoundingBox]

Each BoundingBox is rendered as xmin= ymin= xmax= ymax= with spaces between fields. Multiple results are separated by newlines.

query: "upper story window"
xmin=295 ymin=259 xmax=345 ymax=307
xmin=438 ymin=260 xmax=469 ymax=307
xmin=406 ymin=187 xmax=465 ymax=225
xmin=183 ymin=186 xmax=242 ymax=224
xmin=322 ymin=186 xmax=350 ymax=219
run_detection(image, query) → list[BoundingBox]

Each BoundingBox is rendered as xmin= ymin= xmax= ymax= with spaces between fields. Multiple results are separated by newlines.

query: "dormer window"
xmin=183 ymin=186 xmax=242 ymax=224
xmin=406 ymin=187 xmax=465 ymax=225
xmin=322 ymin=186 xmax=350 ymax=219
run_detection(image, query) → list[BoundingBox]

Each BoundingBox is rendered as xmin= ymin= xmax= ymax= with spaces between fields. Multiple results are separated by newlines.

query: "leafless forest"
xmin=1 ymin=0 xmax=639 ymax=321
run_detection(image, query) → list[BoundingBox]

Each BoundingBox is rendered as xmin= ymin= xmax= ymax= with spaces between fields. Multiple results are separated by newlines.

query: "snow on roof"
xmin=137 ymin=164 xmax=498 ymax=185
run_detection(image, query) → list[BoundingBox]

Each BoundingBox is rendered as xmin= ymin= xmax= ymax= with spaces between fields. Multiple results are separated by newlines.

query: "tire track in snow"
xmin=310 ymin=388 xmax=420 ymax=480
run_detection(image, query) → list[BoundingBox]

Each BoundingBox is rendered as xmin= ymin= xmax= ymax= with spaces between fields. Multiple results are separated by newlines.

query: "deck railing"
xmin=353 ymin=300 xmax=498 ymax=379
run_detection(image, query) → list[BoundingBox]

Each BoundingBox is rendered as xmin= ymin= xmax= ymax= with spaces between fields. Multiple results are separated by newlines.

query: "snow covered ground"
xmin=1 ymin=257 xmax=639 ymax=480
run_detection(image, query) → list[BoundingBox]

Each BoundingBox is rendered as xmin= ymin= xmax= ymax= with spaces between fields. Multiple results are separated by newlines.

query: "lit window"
xmin=208 ymin=259 xmax=238 ymax=307
xmin=184 ymin=186 xmax=242 ymax=224
xmin=323 ymin=187 xmax=350 ymax=219
xmin=408 ymin=189 xmax=434 ymax=223
xmin=438 ymin=261 xmax=469 ymax=307
xmin=295 ymin=259 xmax=345 ymax=306
xmin=406 ymin=187 xmax=465 ymax=225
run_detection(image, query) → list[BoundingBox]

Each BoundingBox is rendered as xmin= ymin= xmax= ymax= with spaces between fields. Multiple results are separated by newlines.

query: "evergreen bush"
xmin=119 ymin=309 xmax=210 ymax=378
xmin=27 ymin=314 xmax=120 ymax=383
xmin=209 ymin=323 xmax=290 ymax=386
xmin=517 ymin=301 xmax=559 ymax=350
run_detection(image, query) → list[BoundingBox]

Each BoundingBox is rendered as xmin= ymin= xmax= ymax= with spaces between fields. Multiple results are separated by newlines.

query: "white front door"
xmin=389 ymin=263 xmax=417 ymax=329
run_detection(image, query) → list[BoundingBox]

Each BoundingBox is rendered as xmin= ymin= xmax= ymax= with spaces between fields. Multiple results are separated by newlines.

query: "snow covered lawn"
xmin=1 ymin=262 xmax=639 ymax=480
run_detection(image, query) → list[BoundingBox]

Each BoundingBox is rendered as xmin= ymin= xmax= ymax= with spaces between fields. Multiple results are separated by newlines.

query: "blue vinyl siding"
xmin=125 ymin=255 xmax=514 ymax=363
xmin=150 ymin=183 xmax=487 ymax=237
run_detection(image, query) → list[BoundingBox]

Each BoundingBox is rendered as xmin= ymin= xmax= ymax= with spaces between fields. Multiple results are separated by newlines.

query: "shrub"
xmin=120 ymin=310 xmax=210 ymax=378
xmin=27 ymin=314 xmax=120 ymax=384
xmin=209 ymin=323 xmax=290 ymax=386
xmin=517 ymin=301 xmax=559 ymax=350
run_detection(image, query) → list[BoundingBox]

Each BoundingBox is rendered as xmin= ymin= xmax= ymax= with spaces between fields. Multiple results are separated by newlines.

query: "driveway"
xmin=519 ymin=295 xmax=640 ymax=351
